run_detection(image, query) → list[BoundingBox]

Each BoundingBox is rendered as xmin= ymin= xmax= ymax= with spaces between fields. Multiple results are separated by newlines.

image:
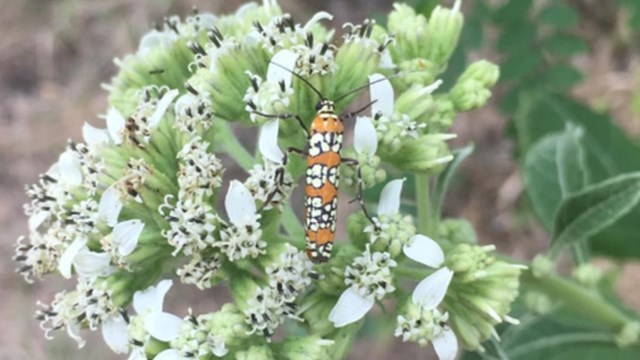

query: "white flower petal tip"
xmin=433 ymin=327 xmax=458 ymax=360
xmin=328 ymin=288 xmax=375 ymax=328
xmin=28 ymin=211 xmax=49 ymax=232
xmin=154 ymin=349 xmax=182 ymax=360
xmin=149 ymin=89 xmax=180 ymax=128
xmin=354 ymin=117 xmax=378 ymax=157
xmin=404 ymin=235 xmax=445 ymax=268
xmin=113 ymin=219 xmax=145 ymax=256
xmin=212 ymin=345 xmax=229 ymax=357
xmin=73 ymin=250 xmax=111 ymax=278
xmin=99 ymin=186 xmax=123 ymax=227
xmin=258 ymin=120 xmax=285 ymax=164
xmin=369 ymin=73 xmax=394 ymax=116
xmin=412 ymin=267 xmax=454 ymax=310
xmin=144 ymin=312 xmax=183 ymax=342
xmin=420 ymin=79 xmax=444 ymax=96
xmin=58 ymin=238 xmax=88 ymax=279
xmin=82 ymin=122 xmax=110 ymax=147
xmin=504 ymin=315 xmax=520 ymax=325
xmin=106 ymin=107 xmax=126 ymax=144
xmin=225 ymin=180 xmax=257 ymax=224
xmin=102 ymin=315 xmax=129 ymax=354
xmin=58 ymin=150 xmax=83 ymax=186
xmin=133 ymin=279 xmax=173 ymax=315
xmin=303 ymin=11 xmax=334 ymax=31
xmin=377 ymin=178 xmax=406 ymax=216
xmin=452 ymin=0 xmax=462 ymax=14
xmin=268 ymin=50 xmax=299 ymax=88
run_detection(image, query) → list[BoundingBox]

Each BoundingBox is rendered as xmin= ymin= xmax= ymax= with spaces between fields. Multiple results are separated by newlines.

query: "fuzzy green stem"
xmin=521 ymin=270 xmax=629 ymax=332
xmin=415 ymin=174 xmax=434 ymax=236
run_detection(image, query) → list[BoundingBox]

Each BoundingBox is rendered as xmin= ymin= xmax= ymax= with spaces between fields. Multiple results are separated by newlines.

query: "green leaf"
xmin=497 ymin=22 xmax=536 ymax=52
xmin=524 ymin=125 xmax=590 ymax=231
xmin=538 ymin=4 xmax=580 ymax=28
xmin=514 ymin=92 xmax=640 ymax=258
xmin=461 ymin=306 xmax=640 ymax=360
xmin=542 ymin=34 xmax=589 ymax=57
xmin=544 ymin=64 xmax=584 ymax=89
xmin=493 ymin=0 xmax=533 ymax=25
xmin=501 ymin=50 xmax=542 ymax=81
xmin=433 ymin=144 xmax=474 ymax=216
xmin=552 ymin=172 xmax=640 ymax=250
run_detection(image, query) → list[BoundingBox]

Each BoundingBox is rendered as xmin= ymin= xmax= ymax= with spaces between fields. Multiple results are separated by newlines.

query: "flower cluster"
xmin=15 ymin=1 xmax=517 ymax=359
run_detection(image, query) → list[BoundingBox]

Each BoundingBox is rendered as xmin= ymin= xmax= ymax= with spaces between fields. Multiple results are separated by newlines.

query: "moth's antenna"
xmin=269 ymin=61 xmax=325 ymax=101
xmin=334 ymin=72 xmax=405 ymax=103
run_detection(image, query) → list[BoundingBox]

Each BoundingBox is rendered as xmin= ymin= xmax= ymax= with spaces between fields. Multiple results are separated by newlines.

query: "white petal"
xmin=174 ymin=94 xmax=197 ymax=116
xmin=67 ymin=322 xmax=86 ymax=348
xmin=377 ymin=178 xmax=405 ymax=216
xmin=403 ymin=234 xmax=445 ymax=268
xmin=354 ymin=117 xmax=378 ymax=156
xmin=235 ymin=3 xmax=257 ymax=17
xmin=102 ymin=314 xmax=129 ymax=354
xmin=28 ymin=210 xmax=50 ymax=231
xmin=73 ymin=249 xmax=111 ymax=278
xmin=268 ymin=50 xmax=298 ymax=88
xmin=379 ymin=49 xmax=396 ymax=69
xmin=58 ymin=238 xmax=87 ymax=279
xmin=113 ymin=219 xmax=145 ymax=256
xmin=154 ymin=349 xmax=182 ymax=360
xmin=412 ymin=267 xmax=454 ymax=310
xmin=106 ymin=107 xmax=126 ymax=144
xmin=99 ymin=185 xmax=123 ymax=227
xmin=369 ymin=73 xmax=394 ymax=116
xmin=82 ymin=122 xmax=110 ymax=147
xmin=212 ymin=344 xmax=228 ymax=357
xmin=58 ymin=150 xmax=83 ymax=186
xmin=133 ymin=279 xmax=173 ymax=315
xmin=433 ymin=327 xmax=458 ymax=360
xmin=149 ymin=89 xmax=179 ymax=128
xmin=225 ymin=180 xmax=256 ymax=225
xmin=197 ymin=13 xmax=217 ymax=29
xmin=144 ymin=312 xmax=183 ymax=342
xmin=138 ymin=30 xmax=176 ymax=56
xmin=303 ymin=11 xmax=333 ymax=32
xmin=259 ymin=120 xmax=284 ymax=164
xmin=420 ymin=79 xmax=443 ymax=96
xmin=328 ymin=288 xmax=375 ymax=328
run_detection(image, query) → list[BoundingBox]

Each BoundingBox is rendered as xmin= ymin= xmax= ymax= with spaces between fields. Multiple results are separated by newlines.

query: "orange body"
xmin=304 ymin=108 xmax=344 ymax=263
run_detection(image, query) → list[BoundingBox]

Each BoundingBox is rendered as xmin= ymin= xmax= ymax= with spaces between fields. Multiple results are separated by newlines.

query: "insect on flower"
xmin=250 ymin=50 xmax=395 ymax=263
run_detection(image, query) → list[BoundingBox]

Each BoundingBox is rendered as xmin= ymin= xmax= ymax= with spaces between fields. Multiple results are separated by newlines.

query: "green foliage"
xmin=552 ymin=173 xmax=640 ymax=252
xmin=433 ymin=144 xmax=474 ymax=217
xmin=461 ymin=306 xmax=640 ymax=360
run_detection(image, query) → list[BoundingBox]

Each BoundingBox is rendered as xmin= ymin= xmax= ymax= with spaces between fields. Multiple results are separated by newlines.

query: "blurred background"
xmin=1 ymin=0 xmax=640 ymax=359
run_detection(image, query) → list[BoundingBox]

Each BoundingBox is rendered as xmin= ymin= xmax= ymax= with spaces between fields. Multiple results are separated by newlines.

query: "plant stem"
xmin=281 ymin=203 xmax=305 ymax=245
xmin=415 ymin=174 xmax=434 ymax=236
xmin=217 ymin=124 xmax=256 ymax=170
xmin=331 ymin=322 xmax=365 ymax=360
xmin=521 ymin=270 xmax=629 ymax=331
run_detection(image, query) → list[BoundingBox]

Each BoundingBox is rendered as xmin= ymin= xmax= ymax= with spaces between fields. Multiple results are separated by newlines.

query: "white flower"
xmin=244 ymin=50 xmax=297 ymax=122
xmin=401 ymin=235 xmax=457 ymax=360
xmin=217 ymin=181 xmax=265 ymax=261
xmin=364 ymin=178 xmax=416 ymax=247
xmin=245 ymin=120 xmax=293 ymax=211
xmin=58 ymin=237 xmax=112 ymax=280
xmin=328 ymin=247 xmax=397 ymax=327
xmin=99 ymin=185 xmax=124 ymax=227
xmin=176 ymin=137 xmax=224 ymax=199
xmin=160 ymin=195 xmax=217 ymax=256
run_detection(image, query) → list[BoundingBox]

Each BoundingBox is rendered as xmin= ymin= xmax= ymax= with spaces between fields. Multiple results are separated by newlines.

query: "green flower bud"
xmin=616 ymin=321 xmax=640 ymax=347
xmin=276 ymin=336 xmax=333 ymax=360
xmin=347 ymin=212 xmax=371 ymax=249
xmin=369 ymin=213 xmax=417 ymax=257
xmin=105 ymin=268 xmax=162 ymax=307
xmin=424 ymin=1 xmax=463 ymax=68
xmin=387 ymin=4 xmax=428 ymax=61
xmin=394 ymin=85 xmax=437 ymax=124
xmin=341 ymin=149 xmax=386 ymax=190
xmin=450 ymin=60 xmax=499 ymax=112
xmin=531 ymin=255 xmax=555 ymax=278
xmin=445 ymin=244 xmax=524 ymax=350
xmin=394 ymin=58 xmax=439 ymax=91
xmin=571 ymin=263 xmax=603 ymax=287
xmin=382 ymin=134 xmax=453 ymax=174
xmin=426 ymin=95 xmax=456 ymax=132
xmin=236 ymin=345 xmax=275 ymax=360
xmin=229 ymin=273 xmax=260 ymax=306
xmin=438 ymin=218 xmax=477 ymax=251
xmin=524 ymin=290 xmax=554 ymax=315
xmin=300 ymin=292 xmax=338 ymax=336
xmin=315 ymin=245 xmax=361 ymax=295
xmin=395 ymin=298 xmax=450 ymax=348
xmin=200 ymin=304 xmax=250 ymax=348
